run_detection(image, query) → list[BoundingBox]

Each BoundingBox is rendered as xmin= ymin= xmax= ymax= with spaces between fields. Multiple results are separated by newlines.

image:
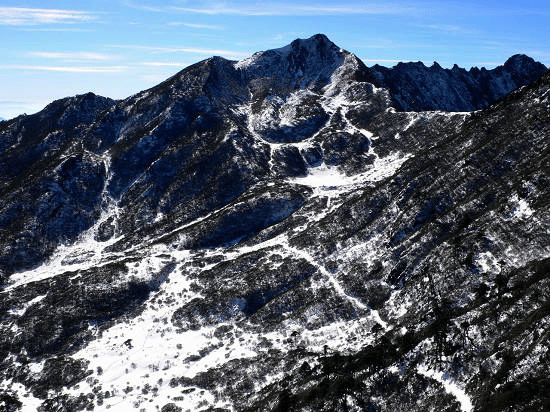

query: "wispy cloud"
xmin=418 ymin=24 xmax=479 ymax=35
xmin=0 ymin=100 xmax=29 ymax=105
xmin=124 ymin=1 xmax=415 ymax=16
xmin=109 ymin=44 xmax=249 ymax=58
xmin=523 ymin=51 xmax=550 ymax=66
xmin=167 ymin=22 xmax=224 ymax=30
xmin=272 ymin=32 xmax=307 ymax=43
xmin=0 ymin=65 xmax=127 ymax=73
xmin=15 ymin=27 xmax=94 ymax=32
xmin=171 ymin=4 xmax=415 ymax=16
xmin=471 ymin=62 xmax=502 ymax=68
xmin=121 ymin=2 xmax=167 ymax=13
xmin=423 ymin=24 xmax=462 ymax=32
xmin=0 ymin=7 xmax=99 ymax=26
xmin=482 ymin=40 xmax=507 ymax=47
xmin=142 ymin=74 xmax=173 ymax=84
xmin=526 ymin=50 xmax=550 ymax=59
xmin=28 ymin=52 xmax=118 ymax=61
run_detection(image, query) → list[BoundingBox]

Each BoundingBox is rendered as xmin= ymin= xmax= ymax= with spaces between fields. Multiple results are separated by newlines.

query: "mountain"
xmin=0 ymin=34 xmax=549 ymax=411
xmin=370 ymin=54 xmax=547 ymax=111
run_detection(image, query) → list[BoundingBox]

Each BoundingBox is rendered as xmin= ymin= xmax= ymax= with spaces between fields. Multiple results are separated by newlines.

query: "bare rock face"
xmin=0 ymin=34 xmax=549 ymax=411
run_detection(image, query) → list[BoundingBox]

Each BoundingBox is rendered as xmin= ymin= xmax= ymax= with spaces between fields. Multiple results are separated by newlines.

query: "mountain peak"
xmin=289 ymin=33 xmax=337 ymax=50
xmin=305 ymin=33 xmax=331 ymax=42
xmin=235 ymin=34 xmax=344 ymax=70
xmin=503 ymin=53 xmax=539 ymax=70
xmin=233 ymin=34 xmax=362 ymax=91
xmin=265 ymin=34 xmax=338 ymax=55
xmin=286 ymin=34 xmax=342 ymax=64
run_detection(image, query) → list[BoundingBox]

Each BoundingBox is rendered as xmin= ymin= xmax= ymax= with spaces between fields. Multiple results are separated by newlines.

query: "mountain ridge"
xmin=370 ymin=52 xmax=547 ymax=111
xmin=0 ymin=35 xmax=549 ymax=411
xmin=1 ymin=34 xmax=546 ymax=121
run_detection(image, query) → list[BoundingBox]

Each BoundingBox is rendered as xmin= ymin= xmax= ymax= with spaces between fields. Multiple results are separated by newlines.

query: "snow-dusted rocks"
xmin=0 ymin=35 xmax=549 ymax=411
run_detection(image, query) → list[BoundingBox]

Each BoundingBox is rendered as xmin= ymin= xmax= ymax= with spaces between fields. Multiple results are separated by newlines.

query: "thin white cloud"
xmin=124 ymin=1 xmax=415 ymax=16
xmin=482 ymin=40 xmax=507 ymax=47
xmin=0 ymin=100 xmax=47 ymax=119
xmin=418 ymin=24 xmax=479 ymax=35
xmin=167 ymin=22 xmax=224 ymax=30
xmin=0 ymin=100 xmax=30 ymax=105
xmin=472 ymin=62 xmax=501 ymax=67
xmin=273 ymin=32 xmax=306 ymax=42
xmin=423 ymin=24 xmax=462 ymax=32
xmin=171 ymin=4 xmax=414 ymax=16
xmin=15 ymin=27 xmax=94 ymax=32
xmin=0 ymin=65 xmax=127 ymax=73
xmin=526 ymin=50 xmax=550 ymax=60
xmin=28 ymin=52 xmax=118 ymax=61
xmin=121 ymin=2 xmax=167 ymax=13
xmin=109 ymin=44 xmax=249 ymax=58
xmin=0 ymin=7 xmax=99 ymax=26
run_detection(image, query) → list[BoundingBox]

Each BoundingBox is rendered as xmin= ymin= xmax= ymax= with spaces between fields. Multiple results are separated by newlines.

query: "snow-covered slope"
xmin=0 ymin=35 xmax=549 ymax=411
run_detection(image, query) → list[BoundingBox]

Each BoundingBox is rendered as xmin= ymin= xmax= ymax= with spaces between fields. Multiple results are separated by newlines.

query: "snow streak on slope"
xmin=4 ymin=219 xmax=124 ymax=292
xmin=4 ymin=155 xmax=123 ymax=292
xmin=417 ymin=365 xmax=473 ymax=412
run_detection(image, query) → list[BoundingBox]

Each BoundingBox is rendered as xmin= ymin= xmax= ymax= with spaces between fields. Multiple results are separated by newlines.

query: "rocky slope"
xmin=0 ymin=34 xmax=549 ymax=411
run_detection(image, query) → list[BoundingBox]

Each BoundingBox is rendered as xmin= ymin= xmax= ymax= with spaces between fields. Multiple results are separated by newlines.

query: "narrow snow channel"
xmin=417 ymin=365 xmax=473 ymax=412
xmin=3 ymin=213 xmax=125 ymax=292
xmin=8 ymin=294 xmax=47 ymax=316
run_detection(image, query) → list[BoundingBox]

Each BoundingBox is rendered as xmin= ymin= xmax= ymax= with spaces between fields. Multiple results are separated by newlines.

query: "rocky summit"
xmin=0 ymin=34 xmax=549 ymax=411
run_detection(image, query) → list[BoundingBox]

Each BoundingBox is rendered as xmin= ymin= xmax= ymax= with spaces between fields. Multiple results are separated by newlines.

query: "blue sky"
xmin=1 ymin=0 xmax=549 ymax=119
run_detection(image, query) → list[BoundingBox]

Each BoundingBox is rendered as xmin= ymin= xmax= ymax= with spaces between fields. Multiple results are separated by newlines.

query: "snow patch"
xmin=289 ymin=152 xmax=411 ymax=190
xmin=475 ymin=251 xmax=501 ymax=274
xmin=417 ymin=365 xmax=473 ymax=412
xmin=510 ymin=194 xmax=534 ymax=219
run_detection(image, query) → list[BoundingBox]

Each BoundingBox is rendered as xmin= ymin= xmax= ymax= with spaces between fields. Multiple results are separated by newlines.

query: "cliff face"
xmin=0 ymin=35 xmax=549 ymax=412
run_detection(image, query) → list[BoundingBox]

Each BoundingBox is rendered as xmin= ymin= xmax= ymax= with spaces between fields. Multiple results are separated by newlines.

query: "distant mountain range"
xmin=370 ymin=54 xmax=546 ymax=111
xmin=1 ymin=42 xmax=546 ymax=122
xmin=0 ymin=34 xmax=549 ymax=411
